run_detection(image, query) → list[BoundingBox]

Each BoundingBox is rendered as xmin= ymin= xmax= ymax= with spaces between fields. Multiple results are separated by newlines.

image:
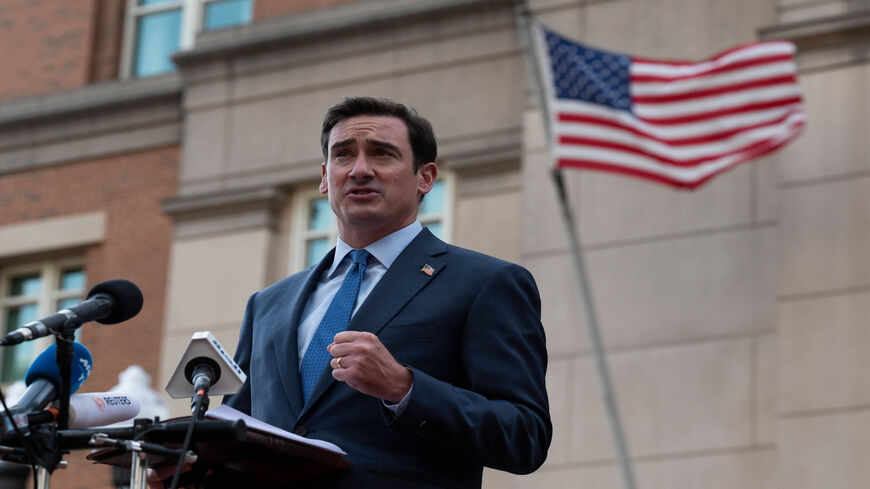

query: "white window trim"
xmin=420 ymin=170 xmax=454 ymax=244
xmin=0 ymin=258 xmax=86 ymax=384
xmin=290 ymin=186 xmax=337 ymax=273
xmin=288 ymin=171 xmax=455 ymax=274
xmin=119 ymin=0 xmax=249 ymax=78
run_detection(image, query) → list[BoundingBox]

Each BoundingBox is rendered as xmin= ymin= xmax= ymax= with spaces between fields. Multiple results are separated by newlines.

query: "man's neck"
xmin=338 ymin=218 xmax=417 ymax=249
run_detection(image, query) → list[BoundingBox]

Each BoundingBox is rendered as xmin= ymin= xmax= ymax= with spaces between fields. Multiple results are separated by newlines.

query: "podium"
xmin=86 ymin=416 xmax=348 ymax=488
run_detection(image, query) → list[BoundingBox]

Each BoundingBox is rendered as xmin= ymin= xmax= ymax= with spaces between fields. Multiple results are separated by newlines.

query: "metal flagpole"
xmin=550 ymin=169 xmax=638 ymax=489
xmin=512 ymin=3 xmax=638 ymax=489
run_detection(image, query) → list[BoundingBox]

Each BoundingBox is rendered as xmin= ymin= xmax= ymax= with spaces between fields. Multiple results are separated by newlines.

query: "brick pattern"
xmin=0 ymin=146 xmax=179 ymax=489
xmin=0 ymin=0 xmax=97 ymax=101
xmin=254 ymin=0 xmax=362 ymax=20
xmin=90 ymin=0 xmax=127 ymax=83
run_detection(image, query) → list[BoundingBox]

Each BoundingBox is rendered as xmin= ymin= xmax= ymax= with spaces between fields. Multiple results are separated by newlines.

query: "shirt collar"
xmin=328 ymin=220 xmax=423 ymax=277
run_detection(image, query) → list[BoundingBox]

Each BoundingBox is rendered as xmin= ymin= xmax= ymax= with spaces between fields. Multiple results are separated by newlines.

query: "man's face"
xmin=320 ymin=115 xmax=437 ymax=244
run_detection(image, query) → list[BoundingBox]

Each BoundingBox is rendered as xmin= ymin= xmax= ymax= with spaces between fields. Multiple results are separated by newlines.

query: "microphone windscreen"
xmin=24 ymin=342 xmax=93 ymax=393
xmin=68 ymin=392 xmax=140 ymax=428
xmin=87 ymin=279 xmax=143 ymax=325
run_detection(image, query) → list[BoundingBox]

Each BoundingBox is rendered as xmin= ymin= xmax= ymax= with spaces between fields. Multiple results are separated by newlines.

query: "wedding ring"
xmin=336 ymin=356 xmax=343 ymax=369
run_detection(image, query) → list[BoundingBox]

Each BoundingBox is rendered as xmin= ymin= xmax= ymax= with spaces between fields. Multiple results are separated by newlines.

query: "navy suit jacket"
xmin=224 ymin=228 xmax=551 ymax=488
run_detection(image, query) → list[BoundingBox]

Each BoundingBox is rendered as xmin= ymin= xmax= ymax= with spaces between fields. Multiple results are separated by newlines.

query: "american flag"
xmin=534 ymin=26 xmax=806 ymax=188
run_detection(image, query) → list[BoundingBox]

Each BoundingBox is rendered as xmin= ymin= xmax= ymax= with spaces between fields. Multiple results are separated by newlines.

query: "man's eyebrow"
xmin=366 ymin=139 xmax=402 ymax=157
xmin=329 ymin=138 xmax=404 ymax=157
xmin=330 ymin=138 xmax=355 ymax=153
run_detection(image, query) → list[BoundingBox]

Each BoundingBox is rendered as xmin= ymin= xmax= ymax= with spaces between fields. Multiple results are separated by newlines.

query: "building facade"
xmin=0 ymin=0 xmax=868 ymax=488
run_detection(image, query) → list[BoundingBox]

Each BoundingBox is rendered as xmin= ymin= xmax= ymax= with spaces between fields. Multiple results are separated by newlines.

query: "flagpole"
xmin=550 ymin=169 xmax=638 ymax=489
xmin=512 ymin=3 xmax=638 ymax=489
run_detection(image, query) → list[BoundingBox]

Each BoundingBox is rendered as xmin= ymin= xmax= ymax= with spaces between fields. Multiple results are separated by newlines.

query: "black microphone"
xmin=0 ymin=279 xmax=143 ymax=346
xmin=187 ymin=357 xmax=221 ymax=394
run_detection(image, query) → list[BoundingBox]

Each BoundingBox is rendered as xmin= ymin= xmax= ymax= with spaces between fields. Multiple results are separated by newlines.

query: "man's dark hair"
xmin=321 ymin=97 xmax=437 ymax=172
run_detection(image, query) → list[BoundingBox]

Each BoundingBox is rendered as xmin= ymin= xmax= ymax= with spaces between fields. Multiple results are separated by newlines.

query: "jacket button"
xmin=293 ymin=425 xmax=307 ymax=436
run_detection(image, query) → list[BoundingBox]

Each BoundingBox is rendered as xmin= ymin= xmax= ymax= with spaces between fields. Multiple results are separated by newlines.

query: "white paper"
xmin=205 ymin=404 xmax=346 ymax=455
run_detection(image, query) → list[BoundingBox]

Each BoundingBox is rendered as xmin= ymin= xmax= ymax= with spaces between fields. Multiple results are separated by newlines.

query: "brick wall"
xmin=0 ymin=146 xmax=179 ymax=489
xmin=90 ymin=0 xmax=126 ymax=84
xmin=0 ymin=0 xmax=97 ymax=101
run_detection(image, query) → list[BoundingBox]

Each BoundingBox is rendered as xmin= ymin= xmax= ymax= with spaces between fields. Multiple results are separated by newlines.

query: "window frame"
xmin=120 ymin=0 xmax=253 ymax=78
xmin=290 ymin=186 xmax=339 ymax=273
xmin=0 ymin=257 xmax=86 ymax=385
xmin=418 ymin=171 xmax=454 ymax=242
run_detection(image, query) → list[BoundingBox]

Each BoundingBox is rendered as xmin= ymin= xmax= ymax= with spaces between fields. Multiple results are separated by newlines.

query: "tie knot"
xmin=349 ymin=249 xmax=369 ymax=266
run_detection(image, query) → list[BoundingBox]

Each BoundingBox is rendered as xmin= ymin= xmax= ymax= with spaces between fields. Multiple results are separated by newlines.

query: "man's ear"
xmin=416 ymin=162 xmax=438 ymax=197
xmin=319 ymin=162 xmax=328 ymax=195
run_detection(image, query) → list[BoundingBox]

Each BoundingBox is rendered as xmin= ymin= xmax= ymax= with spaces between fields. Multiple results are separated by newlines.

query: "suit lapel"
xmin=350 ymin=229 xmax=447 ymax=336
xmin=300 ymin=229 xmax=447 ymax=416
xmin=273 ymin=249 xmax=334 ymax=418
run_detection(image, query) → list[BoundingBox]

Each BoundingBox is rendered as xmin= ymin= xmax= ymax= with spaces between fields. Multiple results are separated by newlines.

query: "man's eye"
xmin=373 ymin=149 xmax=392 ymax=157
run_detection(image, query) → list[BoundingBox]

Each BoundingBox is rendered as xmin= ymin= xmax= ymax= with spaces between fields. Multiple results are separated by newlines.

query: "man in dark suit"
xmin=224 ymin=97 xmax=551 ymax=488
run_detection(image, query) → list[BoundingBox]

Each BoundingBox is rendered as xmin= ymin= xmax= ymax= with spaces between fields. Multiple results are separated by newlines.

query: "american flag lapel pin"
xmin=421 ymin=264 xmax=435 ymax=276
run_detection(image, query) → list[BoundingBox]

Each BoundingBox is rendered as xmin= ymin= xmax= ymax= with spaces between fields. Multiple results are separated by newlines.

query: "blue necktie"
xmin=299 ymin=249 xmax=370 ymax=403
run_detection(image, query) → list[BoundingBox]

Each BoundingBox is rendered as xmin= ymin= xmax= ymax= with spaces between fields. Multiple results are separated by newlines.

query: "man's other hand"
xmin=328 ymin=331 xmax=412 ymax=403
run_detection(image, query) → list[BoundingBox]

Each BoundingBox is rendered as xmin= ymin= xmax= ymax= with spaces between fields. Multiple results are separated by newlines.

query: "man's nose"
xmin=348 ymin=154 xmax=374 ymax=178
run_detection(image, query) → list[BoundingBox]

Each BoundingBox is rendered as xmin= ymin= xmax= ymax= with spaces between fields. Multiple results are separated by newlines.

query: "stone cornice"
xmin=162 ymin=186 xmax=286 ymax=238
xmin=760 ymin=10 xmax=870 ymax=71
xmin=162 ymin=186 xmax=283 ymax=218
xmin=0 ymin=74 xmax=181 ymax=127
xmin=760 ymin=9 xmax=870 ymax=45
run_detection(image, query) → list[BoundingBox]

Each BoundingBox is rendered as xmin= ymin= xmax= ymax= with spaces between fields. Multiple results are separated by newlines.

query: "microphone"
xmin=23 ymin=393 xmax=140 ymax=429
xmin=68 ymin=392 xmax=141 ymax=428
xmin=1 ymin=343 xmax=92 ymax=438
xmin=165 ymin=331 xmax=246 ymax=399
xmin=5 ymin=393 xmax=139 ymax=442
xmin=13 ymin=342 xmax=93 ymax=413
xmin=0 ymin=279 xmax=143 ymax=346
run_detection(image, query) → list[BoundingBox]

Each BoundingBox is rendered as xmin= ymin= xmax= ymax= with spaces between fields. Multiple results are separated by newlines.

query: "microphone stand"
xmin=88 ymin=432 xmax=198 ymax=489
xmin=35 ymin=316 xmax=81 ymax=489
xmin=36 ymin=466 xmax=51 ymax=489
xmin=54 ymin=315 xmax=81 ymax=431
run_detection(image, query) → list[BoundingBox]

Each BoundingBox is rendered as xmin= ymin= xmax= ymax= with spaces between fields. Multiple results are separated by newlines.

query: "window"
xmin=0 ymin=260 xmax=86 ymax=383
xmin=291 ymin=175 xmax=454 ymax=271
xmin=122 ymin=0 xmax=253 ymax=78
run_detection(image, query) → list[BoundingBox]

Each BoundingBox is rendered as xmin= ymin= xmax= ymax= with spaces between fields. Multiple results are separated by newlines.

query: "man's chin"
xmin=340 ymin=210 xmax=388 ymax=229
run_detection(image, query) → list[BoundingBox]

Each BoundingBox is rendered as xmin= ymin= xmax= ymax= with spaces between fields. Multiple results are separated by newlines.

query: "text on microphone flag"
xmin=534 ymin=25 xmax=806 ymax=189
xmin=77 ymin=356 xmax=92 ymax=384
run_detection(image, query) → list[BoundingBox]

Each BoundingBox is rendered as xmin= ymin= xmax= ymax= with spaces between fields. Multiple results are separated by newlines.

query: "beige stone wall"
xmin=773 ymin=57 xmax=870 ymax=489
